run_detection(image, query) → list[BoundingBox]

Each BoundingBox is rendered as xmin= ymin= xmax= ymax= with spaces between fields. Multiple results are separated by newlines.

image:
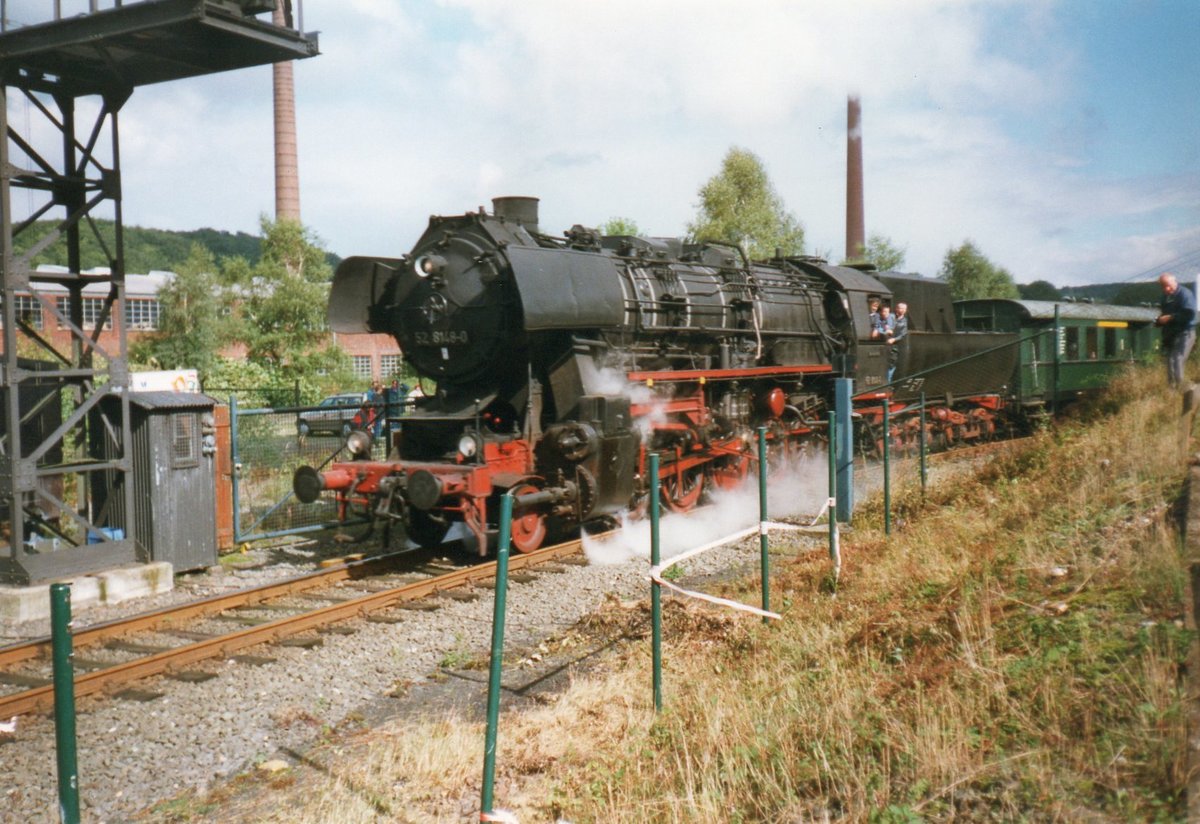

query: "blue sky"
xmin=8 ymin=0 xmax=1199 ymax=286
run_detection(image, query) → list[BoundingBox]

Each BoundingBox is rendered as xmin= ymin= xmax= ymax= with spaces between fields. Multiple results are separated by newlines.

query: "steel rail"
xmin=0 ymin=549 xmax=429 ymax=669
xmin=0 ymin=535 xmax=595 ymax=718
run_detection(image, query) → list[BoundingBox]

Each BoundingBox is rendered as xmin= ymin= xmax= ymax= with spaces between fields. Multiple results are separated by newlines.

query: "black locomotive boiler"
xmin=294 ymin=197 xmax=1016 ymax=553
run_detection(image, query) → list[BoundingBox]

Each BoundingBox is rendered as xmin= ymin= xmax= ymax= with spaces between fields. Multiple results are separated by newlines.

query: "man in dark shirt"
xmin=886 ymin=301 xmax=909 ymax=382
xmin=1157 ymin=272 xmax=1196 ymax=388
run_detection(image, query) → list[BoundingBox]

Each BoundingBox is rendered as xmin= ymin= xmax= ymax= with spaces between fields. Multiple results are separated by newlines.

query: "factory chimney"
xmin=272 ymin=1 xmax=301 ymax=221
xmin=845 ymin=95 xmax=865 ymax=261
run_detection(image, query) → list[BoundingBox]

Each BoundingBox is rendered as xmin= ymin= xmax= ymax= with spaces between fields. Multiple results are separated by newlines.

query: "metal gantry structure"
xmin=0 ymin=1 xmax=317 ymax=584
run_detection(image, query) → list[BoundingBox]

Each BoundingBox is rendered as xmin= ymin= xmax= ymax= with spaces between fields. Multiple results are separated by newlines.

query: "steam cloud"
xmin=583 ymin=449 xmax=831 ymax=566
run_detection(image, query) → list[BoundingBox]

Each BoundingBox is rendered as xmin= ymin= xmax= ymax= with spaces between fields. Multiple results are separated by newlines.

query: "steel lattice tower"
xmin=0 ymin=1 xmax=317 ymax=584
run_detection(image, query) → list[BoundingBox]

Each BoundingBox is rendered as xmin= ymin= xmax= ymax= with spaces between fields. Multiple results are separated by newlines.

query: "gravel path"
xmin=0 ymin=450 xmax=976 ymax=822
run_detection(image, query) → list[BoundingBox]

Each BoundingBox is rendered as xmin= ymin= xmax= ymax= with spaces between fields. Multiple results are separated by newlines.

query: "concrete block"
xmin=68 ymin=576 xmax=103 ymax=610
xmin=0 ymin=575 xmax=103 ymax=623
xmin=95 ymin=562 xmax=174 ymax=604
xmin=0 ymin=585 xmax=50 ymax=623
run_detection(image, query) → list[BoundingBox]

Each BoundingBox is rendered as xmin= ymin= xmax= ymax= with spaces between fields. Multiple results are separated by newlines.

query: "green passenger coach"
xmin=954 ymin=299 xmax=1160 ymax=409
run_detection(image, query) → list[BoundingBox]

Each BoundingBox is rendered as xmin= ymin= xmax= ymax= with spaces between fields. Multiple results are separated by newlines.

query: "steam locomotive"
xmin=292 ymin=197 xmax=1159 ymax=553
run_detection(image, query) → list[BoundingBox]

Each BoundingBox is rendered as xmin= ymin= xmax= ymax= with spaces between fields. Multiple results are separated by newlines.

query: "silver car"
xmin=296 ymin=392 xmax=367 ymax=438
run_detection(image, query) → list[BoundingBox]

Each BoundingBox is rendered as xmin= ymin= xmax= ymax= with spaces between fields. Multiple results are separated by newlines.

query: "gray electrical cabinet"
xmin=94 ymin=392 xmax=218 ymax=572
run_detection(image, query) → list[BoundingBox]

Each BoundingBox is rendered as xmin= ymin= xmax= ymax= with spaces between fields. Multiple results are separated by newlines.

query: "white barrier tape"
xmin=809 ymin=499 xmax=831 ymax=525
xmin=761 ymin=519 xmax=805 ymax=537
xmin=653 ymin=574 xmax=783 ymax=620
xmin=646 ymin=520 xmax=803 ymax=621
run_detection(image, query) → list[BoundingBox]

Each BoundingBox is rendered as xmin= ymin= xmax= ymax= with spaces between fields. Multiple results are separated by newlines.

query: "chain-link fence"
xmin=230 ymin=396 xmax=400 ymax=543
xmin=205 ymin=383 xmax=304 ymax=410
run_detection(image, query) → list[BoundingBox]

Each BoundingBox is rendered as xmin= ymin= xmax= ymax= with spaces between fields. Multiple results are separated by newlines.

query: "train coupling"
xmin=293 ymin=465 xmax=356 ymax=504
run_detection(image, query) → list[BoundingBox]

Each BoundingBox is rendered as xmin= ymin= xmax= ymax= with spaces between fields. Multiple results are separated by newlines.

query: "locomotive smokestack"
xmin=846 ymin=95 xmax=865 ymax=261
xmin=492 ymin=196 xmax=540 ymax=234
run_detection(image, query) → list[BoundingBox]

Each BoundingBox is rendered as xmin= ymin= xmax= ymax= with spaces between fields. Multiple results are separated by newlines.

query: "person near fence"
xmin=366 ymin=381 xmax=385 ymax=437
xmin=382 ymin=380 xmax=410 ymax=444
xmin=886 ymin=301 xmax=909 ymax=382
xmin=1156 ymin=272 xmax=1196 ymax=388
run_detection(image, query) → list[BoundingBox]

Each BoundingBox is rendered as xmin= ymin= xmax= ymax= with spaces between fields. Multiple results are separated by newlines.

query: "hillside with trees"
xmin=13 ymin=219 xmax=340 ymax=274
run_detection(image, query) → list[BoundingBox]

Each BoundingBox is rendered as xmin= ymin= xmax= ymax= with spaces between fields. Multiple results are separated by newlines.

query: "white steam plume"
xmin=584 ymin=448 xmax=830 ymax=566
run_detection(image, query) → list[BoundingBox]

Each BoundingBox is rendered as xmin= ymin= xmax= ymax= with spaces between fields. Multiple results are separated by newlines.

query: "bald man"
xmin=1156 ymin=272 xmax=1196 ymax=387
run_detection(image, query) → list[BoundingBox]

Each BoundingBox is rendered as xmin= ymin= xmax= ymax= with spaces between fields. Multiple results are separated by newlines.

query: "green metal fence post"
xmin=918 ymin=391 xmax=928 ymax=495
xmin=650 ymin=452 xmax=663 ymax=712
xmin=51 ymin=583 xmax=80 ymax=824
xmin=480 ymin=495 xmax=513 ymax=817
xmin=230 ymin=394 xmax=242 ymax=543
xmin=827 ymin=412 xmax=840 ymax=583
xmin=757 ymin=427 xmax=770 ymax=624
xmin=883 ymin=403 xmax=891 ymax=536
xmin=1053 ymin=304 xmax=1061 ymax=415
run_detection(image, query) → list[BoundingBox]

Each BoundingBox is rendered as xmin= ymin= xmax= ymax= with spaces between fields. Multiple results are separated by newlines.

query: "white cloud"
xmin=16 ymin=0 xmax=1189 ymax=287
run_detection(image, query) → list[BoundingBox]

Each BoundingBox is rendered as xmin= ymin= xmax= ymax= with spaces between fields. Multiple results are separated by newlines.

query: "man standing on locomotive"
xmin=1156 ymin=272 xmax=1196 ymax=388
xmin=872 ymin=303 xmax=894 ymax=339
xmin=886 ymin=301 xmax=909 ymax=382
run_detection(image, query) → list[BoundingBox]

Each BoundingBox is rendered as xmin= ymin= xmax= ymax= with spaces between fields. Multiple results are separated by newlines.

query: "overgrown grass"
xmin=222 ymin=364 xmax=1193 ymax=823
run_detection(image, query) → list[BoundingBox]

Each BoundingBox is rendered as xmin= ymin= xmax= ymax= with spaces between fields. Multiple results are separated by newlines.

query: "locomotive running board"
xmin=626 ymin=364 xmax=834 ymax=382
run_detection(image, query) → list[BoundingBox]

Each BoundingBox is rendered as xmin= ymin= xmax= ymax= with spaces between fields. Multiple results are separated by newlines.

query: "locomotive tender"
xmin=293 ymin=197 xmax=1156 ymax=553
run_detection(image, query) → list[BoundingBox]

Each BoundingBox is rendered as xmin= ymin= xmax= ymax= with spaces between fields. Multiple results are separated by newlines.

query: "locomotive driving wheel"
xmin=508 ymin=483 xmax=548 ymax=553
xmin=708 ymin=453 xmax=752 ymax=491
xmin=661 ymin=463 xmax=705 ymax=513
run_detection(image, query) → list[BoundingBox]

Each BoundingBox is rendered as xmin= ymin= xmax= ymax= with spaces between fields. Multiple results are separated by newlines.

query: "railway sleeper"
xmin=279 ymin=636 xmax=324 ymax=649
xmin=113 ymin=688 xmax=164 ymax=703
xmin=318 ymin=625 xmax=358 ymax=636
xmin=106 ymin=640 xmax=177 ymax=655
xmin=228 ymin=654 xmax=276 ymax=666
xmin=168 ymin=670 xmax=219 ymax=683
xmin=0 ymin=672 xmax=51 ymax=688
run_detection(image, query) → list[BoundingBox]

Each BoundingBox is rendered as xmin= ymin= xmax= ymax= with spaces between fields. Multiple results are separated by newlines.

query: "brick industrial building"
xmin=10 ymin=266 xmax=403 ymax=385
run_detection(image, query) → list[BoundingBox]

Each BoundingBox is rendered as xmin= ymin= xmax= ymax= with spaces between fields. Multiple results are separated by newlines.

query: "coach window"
xmin=1064 ymin=327 xmax=1079 ymax=361
xmin=1085 ymin=327 xmax=1098 ymax=360
xmin=1104 ymin=328 xmax=1117 ymax=358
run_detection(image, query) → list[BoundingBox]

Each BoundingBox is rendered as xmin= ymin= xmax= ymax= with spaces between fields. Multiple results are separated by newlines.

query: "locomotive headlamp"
xmin=345 ymin=429 xmax=373 ymax=458
xmin=414 ymin=254 xmax=447 ymax=278
xmin=458 ymin=431 xmax=481 ymax=459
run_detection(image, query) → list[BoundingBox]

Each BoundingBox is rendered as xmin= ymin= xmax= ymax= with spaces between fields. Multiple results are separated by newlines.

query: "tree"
xmin=130 ymin=243 xmax=227 ymax=378
xmin=602 ymin=217 xmax=641 ymax=236
xmin=939 ymin=240 xmax=1019 ymax=300
xmin=258 ymin=217 xmax=332 ymax=284
xmin=233 ymin=217 xmax=351 ymax=387
xmin=848 ymin=234 xmax=906 ymax=271
xmin=1018 ymin=280 xmax=1061 ymax=301
xmin=687 ymin=147 xmax=804 ymax=259
xmin=1111 ymin=282 xmax=1160 ymax=306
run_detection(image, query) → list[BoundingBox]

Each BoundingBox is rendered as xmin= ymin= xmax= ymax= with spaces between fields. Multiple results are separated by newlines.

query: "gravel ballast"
xmin=1 ymin=453 xmax=966 ymax=822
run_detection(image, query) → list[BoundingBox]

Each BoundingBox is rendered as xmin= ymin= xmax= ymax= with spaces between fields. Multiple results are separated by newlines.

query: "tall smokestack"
xmin=273 ymin=2 xmax=301 ymax=222
xmin=845 ymin=95 xmax=865 ymax=261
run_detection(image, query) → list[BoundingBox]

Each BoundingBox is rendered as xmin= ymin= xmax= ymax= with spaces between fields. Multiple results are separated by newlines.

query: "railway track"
xmin=0 ymin=436 xmax=1023 ymax=720
xmin=0 ymin=535 xmax=594 ymax=719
